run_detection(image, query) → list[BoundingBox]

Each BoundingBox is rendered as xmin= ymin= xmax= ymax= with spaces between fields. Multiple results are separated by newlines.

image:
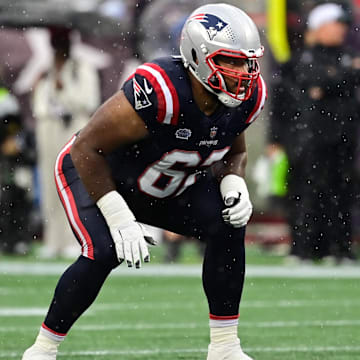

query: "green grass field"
xmin=0 ymin=244 xmax=360 ymax=360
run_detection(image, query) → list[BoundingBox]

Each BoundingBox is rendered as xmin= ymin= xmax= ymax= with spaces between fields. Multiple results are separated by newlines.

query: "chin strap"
xmin=218 ymin=92 xmax=243 ymax=107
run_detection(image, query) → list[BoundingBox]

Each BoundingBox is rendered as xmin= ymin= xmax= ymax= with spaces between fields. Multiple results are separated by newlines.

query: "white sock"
xmin=210 ymin=325 xmax=239 ymax=345
xmin=33 ymin=331 xmax=62 ymax=352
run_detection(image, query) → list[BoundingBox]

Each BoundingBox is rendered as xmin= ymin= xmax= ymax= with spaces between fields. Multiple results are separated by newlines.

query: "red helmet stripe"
xmin=190 ymin=13 xmax=206 ymax=20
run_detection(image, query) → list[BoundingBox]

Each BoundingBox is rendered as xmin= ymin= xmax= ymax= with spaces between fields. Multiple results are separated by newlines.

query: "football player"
xmin=22 ymin=3 xmax=266 ymax=360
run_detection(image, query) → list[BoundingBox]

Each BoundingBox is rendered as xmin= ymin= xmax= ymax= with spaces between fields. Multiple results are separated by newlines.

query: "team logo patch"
xmin=133 ymin=78 xmax=152 ymax=110
xmin=191 ymin=13 xmax=228 ymax=41
xmin=175 ymin=128 xmax=192 ymax=140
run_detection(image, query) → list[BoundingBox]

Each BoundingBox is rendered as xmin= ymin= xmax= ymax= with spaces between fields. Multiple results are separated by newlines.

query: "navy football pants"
xmin=44 ymin=139 xmax=246 ymax=334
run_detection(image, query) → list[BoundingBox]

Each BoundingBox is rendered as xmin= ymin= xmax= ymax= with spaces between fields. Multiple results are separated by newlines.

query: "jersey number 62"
xmin=138 ymin=148 xmax=230 ymax=198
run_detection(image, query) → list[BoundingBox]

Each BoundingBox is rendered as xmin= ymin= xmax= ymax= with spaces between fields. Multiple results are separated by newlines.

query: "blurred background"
xmin=0 ymin=0 xmax=359 ymax=266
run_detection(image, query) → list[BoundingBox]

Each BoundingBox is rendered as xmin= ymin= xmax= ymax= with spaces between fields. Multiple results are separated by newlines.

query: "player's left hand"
xmin=220 ymin=174 xmax=253 ymax=228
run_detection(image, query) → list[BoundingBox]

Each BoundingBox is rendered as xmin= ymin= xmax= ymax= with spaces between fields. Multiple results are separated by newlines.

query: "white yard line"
xmin=1 ymin=319 xmax=360 ymax=332
xmin=1 ymin=262 xmax=360 ymax=278
xmin=2 ymin=345 xmax=360 ymax=358
xmin=0 ymin=308 xmax=47 ymax=316
xmin=1 ymin=298 xmax=360 ymax=317
xmin=91 ymin=298 xmax=360 ymax=311
xmin=73 ymin=319 xmax=360 ymax=330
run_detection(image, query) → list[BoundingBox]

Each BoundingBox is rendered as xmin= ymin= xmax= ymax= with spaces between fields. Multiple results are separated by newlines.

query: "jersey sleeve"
xmin=122 ymin=62 xmax=180 ymax=128
xmin=243 ymin=75 xmax=267 ymax=125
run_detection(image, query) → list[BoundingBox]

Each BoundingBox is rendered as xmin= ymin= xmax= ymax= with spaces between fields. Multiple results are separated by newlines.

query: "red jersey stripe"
xmin=137 ymin=68 xmax=167 ymax=123
xmin=144 ymin=62 xmax=180 ymax=126
xmin=54 ymin=136 xmax=94 ymax=260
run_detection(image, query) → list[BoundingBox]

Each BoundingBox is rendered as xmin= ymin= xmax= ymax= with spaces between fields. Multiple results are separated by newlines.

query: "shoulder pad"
xmin=123 ymin=62 xmax=180 ymax=126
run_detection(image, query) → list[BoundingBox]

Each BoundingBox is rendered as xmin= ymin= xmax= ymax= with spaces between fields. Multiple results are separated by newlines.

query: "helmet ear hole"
xmin=191 ymin=49 xmax=198 ymax=64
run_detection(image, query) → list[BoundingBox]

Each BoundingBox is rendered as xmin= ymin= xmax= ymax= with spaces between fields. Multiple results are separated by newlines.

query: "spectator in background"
xmin=32 ymin=26 xmax=101 ymax=258
xmin=0 ymin=81 xmax=34 ymax=254
xmin=269 ymin=3 xmax=360 ymax=264
xmin=268 ymin=61 xmax=313 ymax=262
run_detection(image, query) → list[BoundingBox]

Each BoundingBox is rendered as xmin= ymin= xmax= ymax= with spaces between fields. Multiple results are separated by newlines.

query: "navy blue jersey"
xmin=106 ymin=56 xmax=266 ymax=199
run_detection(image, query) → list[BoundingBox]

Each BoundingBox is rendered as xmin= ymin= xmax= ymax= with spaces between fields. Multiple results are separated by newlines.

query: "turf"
xmin=0 ymin=266 xmax=359 ymax=359
xmin=0 ymin=240 xmax=287 ymax=265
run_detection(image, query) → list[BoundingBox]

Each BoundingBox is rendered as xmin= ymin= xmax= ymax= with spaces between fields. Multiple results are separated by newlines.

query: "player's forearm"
xmin=70 ymin=137 xmax=116 ymax=202
xmin=212 ymin=152 xmax=248 ymax=182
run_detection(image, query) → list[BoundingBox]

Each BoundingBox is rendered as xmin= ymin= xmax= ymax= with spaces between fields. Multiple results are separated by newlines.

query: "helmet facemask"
xmin=179 ymin=3 xmax=264 ymax=107
xmin=206 ymin=49 xmax=261 ymax=102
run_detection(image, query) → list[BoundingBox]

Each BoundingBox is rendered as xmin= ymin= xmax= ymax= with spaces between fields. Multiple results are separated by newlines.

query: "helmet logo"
xmin=191 ymin=13 xmax=228 ymax=41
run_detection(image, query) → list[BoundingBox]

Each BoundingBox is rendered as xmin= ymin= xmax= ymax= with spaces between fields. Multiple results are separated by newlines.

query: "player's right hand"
xmin=96 ymin=190 xmax=157 ymax=268
xmin=110 ymin=221 xmax=156 ymax=268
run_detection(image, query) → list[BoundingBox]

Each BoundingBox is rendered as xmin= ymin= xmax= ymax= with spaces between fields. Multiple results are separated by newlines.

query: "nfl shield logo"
xmin=210 ymin=126 xmax=218 ymax=139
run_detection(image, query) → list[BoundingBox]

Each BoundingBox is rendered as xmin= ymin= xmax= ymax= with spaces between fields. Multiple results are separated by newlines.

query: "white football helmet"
xmin=180 ymin=3 xmax=264 ymax=107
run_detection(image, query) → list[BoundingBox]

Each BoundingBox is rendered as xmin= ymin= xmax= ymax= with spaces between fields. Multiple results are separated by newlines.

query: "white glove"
xmin=220 ymin=174 xmax=253 ymax=228
xmin=97 ymin=191 xmax=157 ymax=268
